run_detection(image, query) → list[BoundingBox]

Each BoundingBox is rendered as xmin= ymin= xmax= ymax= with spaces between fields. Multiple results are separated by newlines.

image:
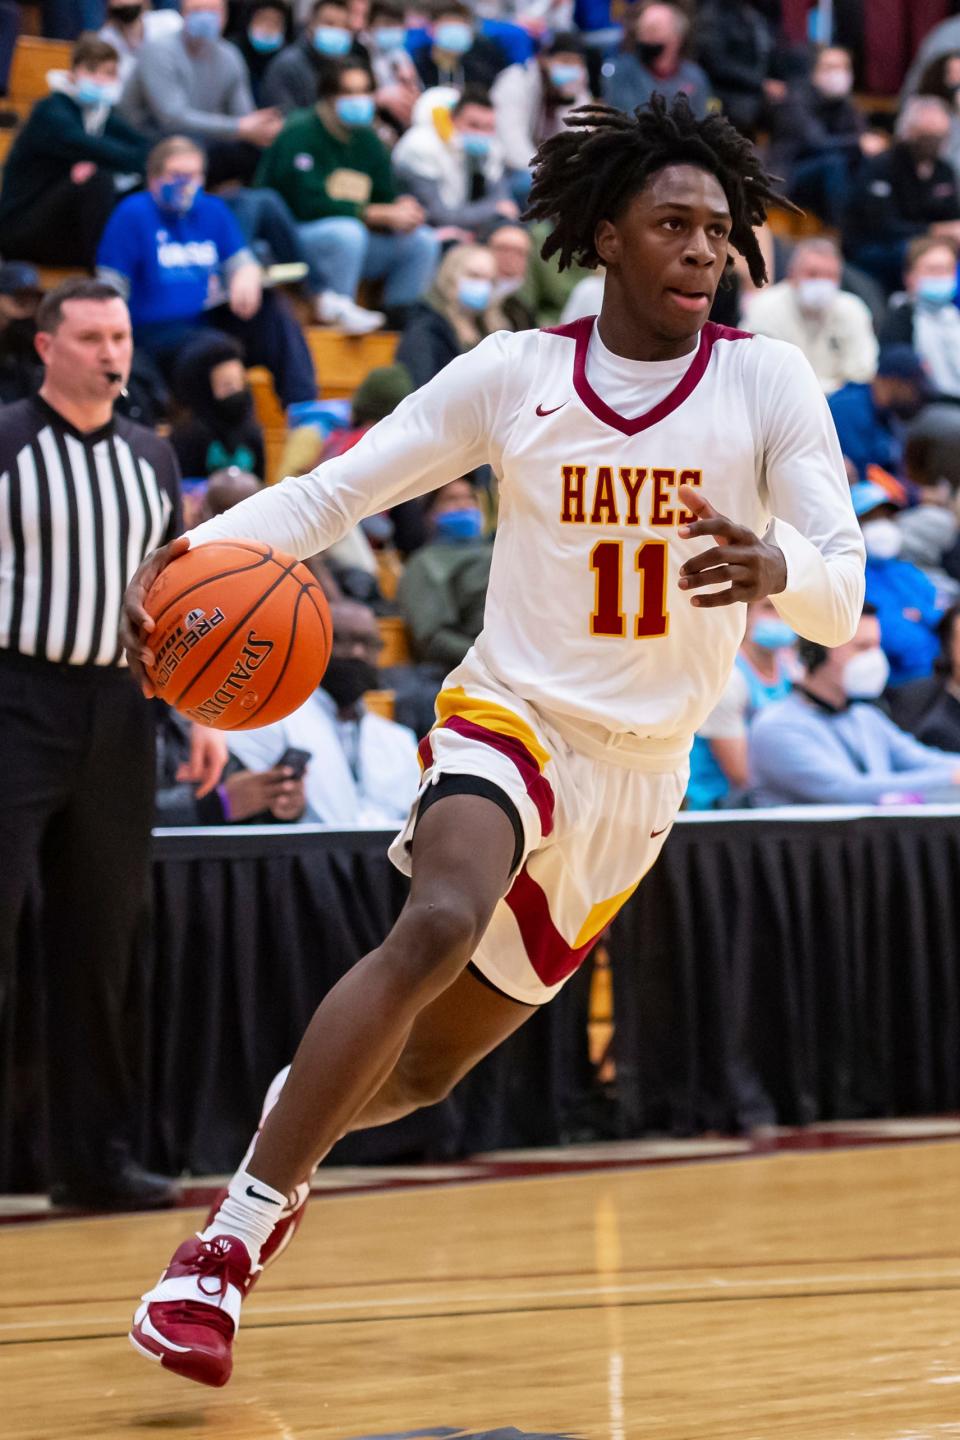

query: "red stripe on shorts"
xmin=503 ymin=865 xmax=600 ymax=987
xmin=440 ymin=714 xmax=555 ymax=837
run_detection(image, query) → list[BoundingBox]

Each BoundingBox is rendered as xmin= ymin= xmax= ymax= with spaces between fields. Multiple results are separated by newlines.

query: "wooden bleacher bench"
xmin=378 ymin=615 xmax=411 ymax=667
xmin=362 ymin=688 xmax=396 ymax=721
xmin=306 ymin=327 xmax=398 ymax=400
xmin=8 ymin=36 xmax=71 ymax=117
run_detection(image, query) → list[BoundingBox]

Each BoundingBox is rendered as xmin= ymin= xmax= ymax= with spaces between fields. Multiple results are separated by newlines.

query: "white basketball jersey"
xmin=190 ymin=317 xmax=864 ymax=764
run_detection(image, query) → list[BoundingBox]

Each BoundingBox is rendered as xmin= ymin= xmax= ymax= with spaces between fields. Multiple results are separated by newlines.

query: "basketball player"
xmin=121 ymin=96 xmax=865 ymax=1386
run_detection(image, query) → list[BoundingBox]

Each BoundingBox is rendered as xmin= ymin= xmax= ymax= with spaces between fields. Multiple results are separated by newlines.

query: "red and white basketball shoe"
xmin=129 ymin=1233 xmax=255 ymax=1387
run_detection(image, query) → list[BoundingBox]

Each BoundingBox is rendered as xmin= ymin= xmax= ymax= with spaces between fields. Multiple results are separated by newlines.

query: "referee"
xmin=0 ymin=278 xmax=225 ymax=1208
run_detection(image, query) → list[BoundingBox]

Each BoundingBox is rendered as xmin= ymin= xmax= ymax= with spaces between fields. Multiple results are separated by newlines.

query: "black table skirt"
xmin=4 ymin=809 xmax=960 ymax=1192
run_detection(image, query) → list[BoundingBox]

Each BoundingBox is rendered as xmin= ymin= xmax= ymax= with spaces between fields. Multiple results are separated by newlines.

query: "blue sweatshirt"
xmin=96 ymin=190 xmax=250 ymax=329
xmin=749 ymin=690 xmax=960 ymax=805
xmin=865 ymin=555 xmax=943 ymax=686
xmin=827 ymin=382 xmax=900 ymax=480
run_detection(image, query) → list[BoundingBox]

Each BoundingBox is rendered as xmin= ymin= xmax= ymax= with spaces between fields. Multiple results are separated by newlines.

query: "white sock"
xmin=202 ymin=1168 xmax=288 ymax=1263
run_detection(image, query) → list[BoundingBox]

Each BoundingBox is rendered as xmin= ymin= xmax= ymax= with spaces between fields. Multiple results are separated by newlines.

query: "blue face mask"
xmin=750 ymin=618 xmax=796 ymax=650
xmin=334 ymin=92 xmax=375 ymax=127
xmin=457 ymin=276 xmax=492 ymax=311
xmin=435 ymin=506 xmax=483 ymax=542
xmin=917 ymin=274 xmax=958 ymax=307
xmin=158 ymin=178 xmax=201 ymax=214
xmin=183 ymin=9 xmax=221 ymax=40
xmin=372 ymin=25 xmax=406 ymax=51
xmin=460 ymin=131 xmax=491 ymax=159
xmin=434 ymin=20 xmax=472 ymax=54
xmin=248 ymin=26 xmax=283 ymax=51
xmin=75 ymin=77 xmax=120 ymax=106
xmin=548 ymin=62 xmax=582 ymax=90
xmin=313 ymin=24 xmax=352 ymax=54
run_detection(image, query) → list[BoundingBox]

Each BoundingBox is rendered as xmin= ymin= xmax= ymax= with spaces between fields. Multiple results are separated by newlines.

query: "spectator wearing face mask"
xmin=899 ymin=410 xmax=960 ymax=595
xmin=880 ymin=237 xmax=960 ymax=401
xmin=0 ymin=263 xmax=44 ymax=404
xmin=910 ymin=54 xmax=960 ymax=190
xmin=853 ymin=479 xmax=945 ymax=688
xmin=481 ymin=217 xmax=535 ymax=329
xmin=491 ymin=30 xmax=590 ymax=203
xmin=170 ymin=333 xmax=265 ymax=480
xmin=601 ymin=3 xmax=711 ymax=121
xmin=257 ymin=59 xmax=438 ymax=331
xmin=397 ymin=475 xmax=491 ymax=668
xmin=844 ymin=97 xmax=960 ymax=295
xmin=97 ymin=135 xmax=317 ymax=407
xmin=392 ymin=85 xmax=516 ymax=234
xmin=0 ymin=34 xmax=148 ymax=269
xmin=746 ymin=238 xmax=878 ymax=396
xmin=395 ymin=241 xmax=506 ymax=389
xmin=260 ymin=0 xmax=367 ymax=114
xmin=686 ymin=597 xmax=795 ymax=810
xmin=749 ymin=604 xmax=960 ymax=806
xmin=770 ymin=45 xmax=884 ymax=229
xmin=227 ymin=600 xmax=420 ymax=824
xmin=365 ymin=0 xmax=421 ymax=135
xmin=227 ymin=0 xmax=293 ymax=106
xmin=413 ymin=2 xmax=509 ymax=93
xmin=828 ymin=345 xmax=929 ymax=482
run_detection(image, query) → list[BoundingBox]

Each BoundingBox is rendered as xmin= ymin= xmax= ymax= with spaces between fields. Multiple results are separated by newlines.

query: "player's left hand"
xmin=178 ymin=724 xmax=229 ymax=798
xmin=677 ymin=485 xmax=787 ymax=608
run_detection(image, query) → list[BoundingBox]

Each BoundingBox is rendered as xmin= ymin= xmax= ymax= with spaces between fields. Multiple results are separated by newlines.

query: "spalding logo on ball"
xmin=144 ymin=540 xmax=333 ymax=730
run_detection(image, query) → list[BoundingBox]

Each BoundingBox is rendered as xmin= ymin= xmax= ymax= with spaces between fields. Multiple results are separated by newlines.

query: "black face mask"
xmin=109 ymin=3 xmax=143 ymax=22
xmin=212 ymin=390 xmax=253 ymax=426
xmin=637 ymin=40 xmax=665 ymax=65
xmin=322 ymin=656 xmax=379 ymax=709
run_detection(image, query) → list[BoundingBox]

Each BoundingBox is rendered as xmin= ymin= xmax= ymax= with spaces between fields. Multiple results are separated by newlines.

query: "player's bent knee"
xmin=392 ymin=892 xmax=486 ymax=982
xmin=390 ymin=1057 xmax=458 ymax=1111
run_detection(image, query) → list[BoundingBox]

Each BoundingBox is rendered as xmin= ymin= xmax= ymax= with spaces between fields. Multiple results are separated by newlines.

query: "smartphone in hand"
xmin=277 ymin=746 xmax=311 ymax=779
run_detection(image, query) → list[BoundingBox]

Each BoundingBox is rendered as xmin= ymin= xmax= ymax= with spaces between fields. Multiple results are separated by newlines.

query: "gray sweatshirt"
xmin=119 ymin=32 xmax=253 ymax=141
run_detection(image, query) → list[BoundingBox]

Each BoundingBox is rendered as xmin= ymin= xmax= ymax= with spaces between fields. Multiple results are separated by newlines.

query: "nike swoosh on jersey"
xmin=246 ymin=1184 xmax=282 ymax=1205
xmin=650 ymin=824 xmax=673 ymax=838
xmin=535 ymin=401 xmax=567 ymax=416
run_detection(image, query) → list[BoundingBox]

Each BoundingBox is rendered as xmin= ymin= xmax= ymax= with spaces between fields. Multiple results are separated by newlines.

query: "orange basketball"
xmin=144 ymin=540 xmax=333 ymax=731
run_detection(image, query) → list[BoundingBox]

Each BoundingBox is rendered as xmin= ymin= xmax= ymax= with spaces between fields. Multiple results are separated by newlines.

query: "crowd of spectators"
xmin=2 ymin=1 xmax=960 ymax=818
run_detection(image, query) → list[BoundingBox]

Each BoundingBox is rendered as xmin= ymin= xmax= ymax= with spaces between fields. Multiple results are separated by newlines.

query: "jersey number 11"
xmin=590 ymin=539 xmax=669 ymax=639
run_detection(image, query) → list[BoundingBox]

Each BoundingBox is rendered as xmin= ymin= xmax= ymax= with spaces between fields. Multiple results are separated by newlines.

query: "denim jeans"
xmin=296 ymin=217 xmax=440 ymax=306
xmin=224 ymin=188 xmax=310 ymax=275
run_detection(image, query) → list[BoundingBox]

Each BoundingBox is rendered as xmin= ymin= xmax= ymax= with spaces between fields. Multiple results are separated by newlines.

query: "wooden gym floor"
xmin=4 ymin=1125 xmax=960 ymax=1439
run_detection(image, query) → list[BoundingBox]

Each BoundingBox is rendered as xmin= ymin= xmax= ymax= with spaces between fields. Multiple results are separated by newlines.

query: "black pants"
xmin=0 ymin=170 xmax=117 ymax=269
xmin=136 ymin=290 xmax=317 ymax=408
xmin=0 ymin=651 xmax=155 ymax=1189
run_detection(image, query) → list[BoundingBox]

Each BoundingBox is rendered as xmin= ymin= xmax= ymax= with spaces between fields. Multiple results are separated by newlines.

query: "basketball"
xmin=143 ymin=540 xmax=333 ymax=731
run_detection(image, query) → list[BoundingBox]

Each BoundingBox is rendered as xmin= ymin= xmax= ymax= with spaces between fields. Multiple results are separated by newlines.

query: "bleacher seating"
xmin=8 ymin=36 xmax=71 ymax=118
xmin=378 ymin=615 xmax=412 ymax=667
xmin=306 ymin=329 xmax=398 ymax=400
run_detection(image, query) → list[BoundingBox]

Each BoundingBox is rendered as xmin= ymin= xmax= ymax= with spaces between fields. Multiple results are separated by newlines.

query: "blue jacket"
xmin=97 ymin=190 xmax=249 ymax=329
xmin=865 ymin=555 xmax=943 ymax=685
xmin=827 ymin=382 xmax=900 ymax=479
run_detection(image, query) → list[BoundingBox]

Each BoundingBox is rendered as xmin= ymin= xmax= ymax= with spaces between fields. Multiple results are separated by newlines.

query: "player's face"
xmin=597 ymin=165 xmax=732 ymax=344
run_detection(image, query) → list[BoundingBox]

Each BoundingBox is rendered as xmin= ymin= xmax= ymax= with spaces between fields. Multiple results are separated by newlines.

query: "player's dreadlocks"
xmin=525 ymin=93 xmax=793 ymax=287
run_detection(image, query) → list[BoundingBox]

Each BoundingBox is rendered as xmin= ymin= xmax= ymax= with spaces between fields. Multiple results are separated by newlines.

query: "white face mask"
xmin=491 ymin=276 xmax=523 ymax=302
xmin=862 ymin=517 xmax=903 ymax=560
xmin=842 ymin=646 xmax=890 ymax=699
xmin=796 ymin=277 xmax=839 ymax=312
xmin=816 ymin=68 xmax=853 ymax=99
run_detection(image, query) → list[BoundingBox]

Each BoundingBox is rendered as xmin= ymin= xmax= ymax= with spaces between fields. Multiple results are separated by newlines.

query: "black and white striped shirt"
xmin=0 ymin=396 xmax=181 ymax=667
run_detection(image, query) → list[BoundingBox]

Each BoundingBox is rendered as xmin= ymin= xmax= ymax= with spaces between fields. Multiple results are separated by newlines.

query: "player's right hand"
xmin=120 ymin=535 xmax=190 ymax=696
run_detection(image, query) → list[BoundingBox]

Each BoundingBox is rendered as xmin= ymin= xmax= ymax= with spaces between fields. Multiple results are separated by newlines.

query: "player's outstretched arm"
xmin=185 ymin=332 xmax=520 ymax=561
